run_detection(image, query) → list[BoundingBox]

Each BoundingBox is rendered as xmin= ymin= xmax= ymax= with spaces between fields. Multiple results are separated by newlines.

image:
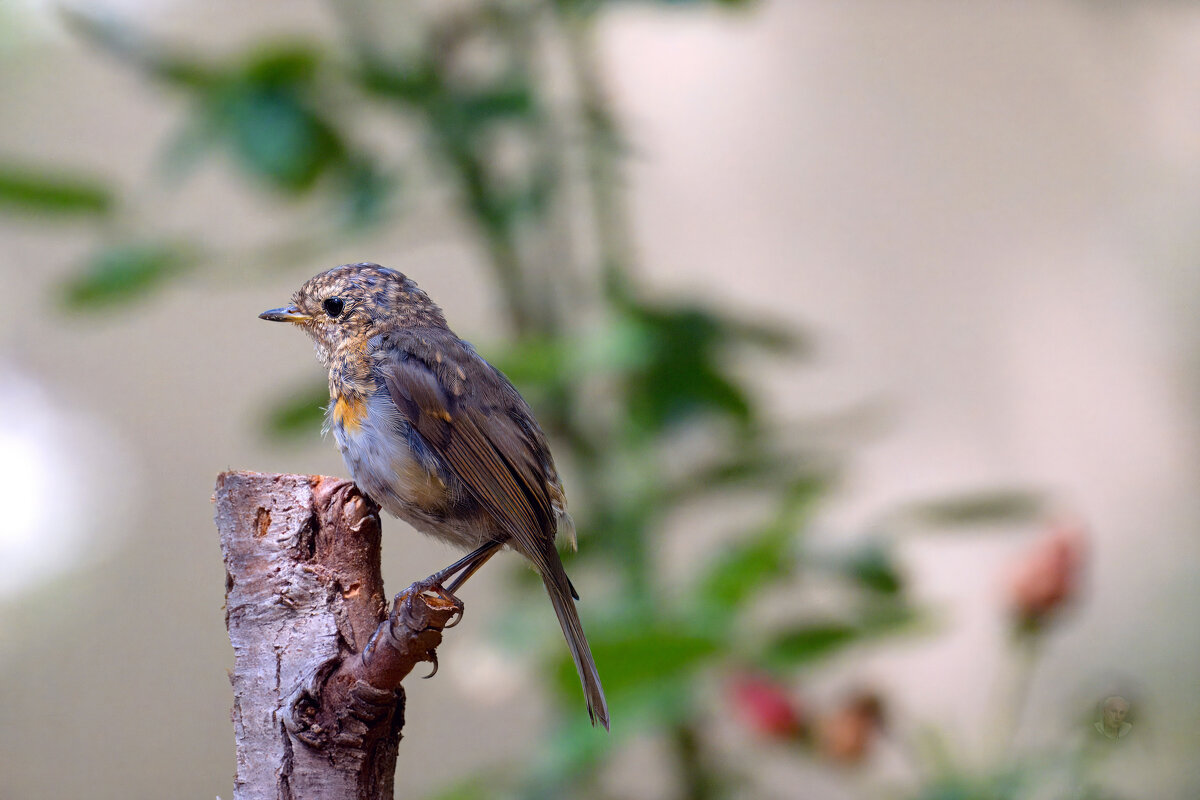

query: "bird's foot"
xmin=410 ymin=575 xmax=465 ymax=629
xmin=409 ymin=577 xmax=461 ymax=677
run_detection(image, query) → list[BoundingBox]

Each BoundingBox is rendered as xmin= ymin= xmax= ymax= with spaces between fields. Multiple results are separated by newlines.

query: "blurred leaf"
xmin=457 ymin=82 xmax=536 ymax=125
xmin=902 ymin=489 xmax=1045 ymax=530
xmin=760 ymin=604 xmax=920 ymax=670
xmin=631 ymin=363 xmax=750 ymax=430
xmin=488 ymin=336 xmax=568 ymax=386
xmin=241 ymin=44 xmax=321 ymax=84
xmin=760 ymin=623 xmax=858 ymax=669
xmin=61 ymin=242 xmax=193 ymax=309
xmin=699 ymin=532 xmax=792 ymax=613
xmin=487 ymin=318 xmax=654 ymax=388
xmin=357 ymin=58 xmax=439 ymax=106
xmin=363 ymin=60 xmax=538 ymax=148
xmin=207 ymin=46 xmax=344 ymax=192
xmin=719 ymin=313 xmax=808 ymax=354
xmin=553 ymin=622 xmax=721 ymax=702
xmin=0 ymin=164 xmax=112 ymax=216
xmin=204 ymin=77 xmax=345 ymax=192
xmin=574 ymin=316 xmax=656 ymax=373
xmin=694 ymin=476 xmax=826 ymax=618
xmin=624 ymin=328 xmax=752 ymax=431
xmin=839 ymin=539 xmax=904 ymax=595
xmin=614 ymin=297 xmax=810 ymax=431
xmin=265 ymin=381 xmax=328 ymax=439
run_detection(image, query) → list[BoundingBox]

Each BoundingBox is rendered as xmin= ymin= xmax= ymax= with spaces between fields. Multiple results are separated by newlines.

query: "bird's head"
xmin=260 ymin=262 xmax=446 ymax=364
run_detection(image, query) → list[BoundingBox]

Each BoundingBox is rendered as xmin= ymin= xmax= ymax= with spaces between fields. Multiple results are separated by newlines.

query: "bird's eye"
xmin=322 ymin=297 xmax=345 ymax=318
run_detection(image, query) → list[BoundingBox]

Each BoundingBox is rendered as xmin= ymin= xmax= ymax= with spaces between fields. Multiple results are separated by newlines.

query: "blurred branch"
xmin=557 ymin=6 xmax=633 ymax=285
xmin=674 ymin=721 xmax=721 ymax=800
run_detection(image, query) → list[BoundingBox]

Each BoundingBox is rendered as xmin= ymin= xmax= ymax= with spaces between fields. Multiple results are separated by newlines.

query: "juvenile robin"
xmin=260 ymin=262 xmax=609 ymax=729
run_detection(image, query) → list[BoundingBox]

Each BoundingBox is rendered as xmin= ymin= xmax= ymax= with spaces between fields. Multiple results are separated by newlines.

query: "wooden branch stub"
xmin=215 ymin=471 xmax=462 ymax=800
xmin=284 ymin=580 xmax=463 ymax=750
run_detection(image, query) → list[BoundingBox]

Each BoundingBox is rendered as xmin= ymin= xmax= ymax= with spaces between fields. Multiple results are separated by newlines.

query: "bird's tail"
xmin=542 ymin=553 xmax=610 ymax=731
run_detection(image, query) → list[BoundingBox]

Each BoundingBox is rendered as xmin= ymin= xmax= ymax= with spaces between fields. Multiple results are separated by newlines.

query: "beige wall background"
xmin=2 ymin=1 xmax=1199 ymax=798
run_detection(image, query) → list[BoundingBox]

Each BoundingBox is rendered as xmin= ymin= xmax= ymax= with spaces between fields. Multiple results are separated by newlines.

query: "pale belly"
xmin=329 ymin=391 xmax=494 ymax=552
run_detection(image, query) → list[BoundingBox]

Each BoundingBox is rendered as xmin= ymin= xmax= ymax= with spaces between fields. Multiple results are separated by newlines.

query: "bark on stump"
xmin=215 ymin=471 xmax=461 ymax=800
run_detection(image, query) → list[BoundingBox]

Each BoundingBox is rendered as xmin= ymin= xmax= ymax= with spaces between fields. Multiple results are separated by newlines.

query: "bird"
xmin=260 ymin=262 xmax=609 ymax=730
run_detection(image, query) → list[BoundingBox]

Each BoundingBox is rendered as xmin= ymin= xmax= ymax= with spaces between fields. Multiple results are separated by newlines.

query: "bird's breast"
xmin=329 ymin=389 xmax=464 ymax=536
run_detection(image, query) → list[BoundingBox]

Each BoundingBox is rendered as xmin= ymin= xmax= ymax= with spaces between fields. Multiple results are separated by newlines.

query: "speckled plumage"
xmin=261 ymin=262 xmax=607 ymax=729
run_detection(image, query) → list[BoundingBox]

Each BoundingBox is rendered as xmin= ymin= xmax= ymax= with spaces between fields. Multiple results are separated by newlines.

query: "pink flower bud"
xmin=1007 ymin=520 xmax=1087 ymax=627
xmin=728 ymin=672 xmax=804 ymax=740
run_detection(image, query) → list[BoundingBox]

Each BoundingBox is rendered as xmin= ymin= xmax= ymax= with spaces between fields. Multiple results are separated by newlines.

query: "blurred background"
xmin=1 ymin=1 xmax=1199 ymax=798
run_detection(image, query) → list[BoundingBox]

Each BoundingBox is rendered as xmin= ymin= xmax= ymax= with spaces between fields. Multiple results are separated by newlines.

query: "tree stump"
xmin=215 ymin=471 xmax=461 ymax=800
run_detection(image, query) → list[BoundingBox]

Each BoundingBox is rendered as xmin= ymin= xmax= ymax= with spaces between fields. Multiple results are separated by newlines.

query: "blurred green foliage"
xmin=898 ymin=490 xmax=1046 ymax=531
xmin=0 ymin=163 xmax=112 ymax=216
xmin=61 ymin=241 xmax=195 ymax=310
xmin=7 ymin=1 xmax=1120 ymax=798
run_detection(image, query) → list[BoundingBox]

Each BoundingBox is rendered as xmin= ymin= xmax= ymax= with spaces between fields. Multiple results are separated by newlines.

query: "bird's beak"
xmin=259 ymin=304 xmax=312 ymax=323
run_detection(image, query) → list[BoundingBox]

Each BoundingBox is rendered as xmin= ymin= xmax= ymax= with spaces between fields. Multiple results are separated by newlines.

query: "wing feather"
xmin=379 ymin=340 xmax=558 ymax=575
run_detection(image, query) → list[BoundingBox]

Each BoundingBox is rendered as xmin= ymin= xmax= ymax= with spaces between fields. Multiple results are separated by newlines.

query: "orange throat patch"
xmin=332 ymin=393 xmax=368 ymax=434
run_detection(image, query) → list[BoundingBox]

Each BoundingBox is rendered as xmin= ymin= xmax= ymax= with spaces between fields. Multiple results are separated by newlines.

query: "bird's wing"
xmin=379 ymin=334 xmax=558 ymax=575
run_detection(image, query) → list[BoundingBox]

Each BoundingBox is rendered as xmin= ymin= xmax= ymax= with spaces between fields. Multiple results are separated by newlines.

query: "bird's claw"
xmin=412 ymin=577 xmax=465 ymax=629
xmin=442 ymin=602 xmax=464 ymax=629
xmin=423 ymin=650 xmax=439 ymax=679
